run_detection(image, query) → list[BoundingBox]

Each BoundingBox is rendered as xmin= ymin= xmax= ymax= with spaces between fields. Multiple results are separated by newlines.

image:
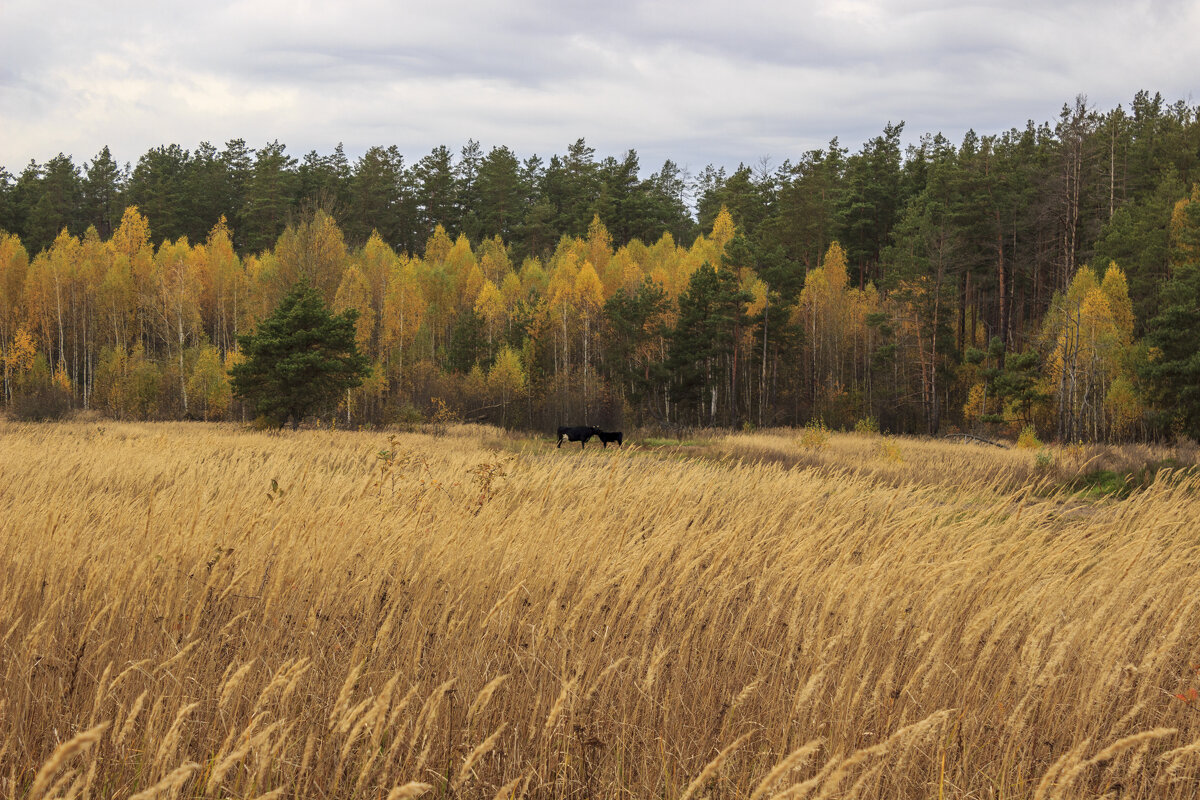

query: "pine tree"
xmin=1142 ymin=184 xmax=1200 ymax=437
xmin=475 ymin=146 xmax=524 ymax=244
xmin=669 ymin=262 xmax=752 ymax=425
xmin=413 ymin=146 xmax=458 ymax=244
xmin=83 ymin=146 xmax=124 ymax=240
xmin=602 ymin=280 xmax=669 ymax=416
xmin=242 ymin=141 xmax=298 ymax=254
xmin=126 ymin=145 xmax=191 ymax=245
xmin=231 ymin=281 xmax=370 ymax=429
xmin=347 ymin=146 xmax=405 ymax=247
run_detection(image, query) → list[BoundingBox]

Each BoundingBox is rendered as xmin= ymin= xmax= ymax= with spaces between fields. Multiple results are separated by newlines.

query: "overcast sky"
xmin=2 ymin=0 xmax=1197 ymax=177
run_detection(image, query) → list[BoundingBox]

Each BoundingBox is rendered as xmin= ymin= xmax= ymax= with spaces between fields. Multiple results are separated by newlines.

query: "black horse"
xmin=596 ymin=430 xmax=624 ymax=448
xmin=557 ymin=425 xmax=601 ymax=449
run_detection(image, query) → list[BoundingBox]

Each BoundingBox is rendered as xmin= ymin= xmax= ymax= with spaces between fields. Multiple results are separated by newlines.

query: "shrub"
xmin=250 ymin=414 xmax=279 ymax=431
xmin=875 ymin=437 xmax=903 ymax=462
xmin=391 ymin=402 xmax=424 ymax=431
xmin=428 ymin=397 xmax=459 ymax=437
xmin=1016 ymin=425 xmax=1042 ymax=449
xmin=10 ymin=355 xmax=71 ymax=421
xmin=186 ymin=344 xmax=232 ymax=421
xmin=93 ymin=344 xmax=162 ymax=420
xmin=798 ymin=419 xmax=831 ymax=449
xmin=854 ymin=416 xmax=880 ymax=435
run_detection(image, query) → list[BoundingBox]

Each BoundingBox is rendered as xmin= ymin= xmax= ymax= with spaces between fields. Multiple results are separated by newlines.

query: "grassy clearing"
xmin=2 ymin=421 xmax=1200 ymax=798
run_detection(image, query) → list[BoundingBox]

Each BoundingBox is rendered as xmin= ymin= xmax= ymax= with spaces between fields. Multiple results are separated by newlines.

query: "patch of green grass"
xmin=1066 ymin=458 xmax=1197 ymax=499
xmin=1069 ymin=469 xmax=1134 ymax=498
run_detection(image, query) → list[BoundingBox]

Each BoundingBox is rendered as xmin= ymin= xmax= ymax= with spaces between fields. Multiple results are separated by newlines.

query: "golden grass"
xmin=2 ymin=420 xmax=1200 ymax=798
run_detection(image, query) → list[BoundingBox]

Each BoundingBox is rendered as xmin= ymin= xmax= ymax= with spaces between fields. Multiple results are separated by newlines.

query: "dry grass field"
xmin=2 ymin=421 xmax=1200 ymax=799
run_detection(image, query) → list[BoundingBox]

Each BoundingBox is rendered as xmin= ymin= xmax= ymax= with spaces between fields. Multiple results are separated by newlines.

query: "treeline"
xmin=2 ymin=91 xmax=1200 ymax=439
xmin=0 ymin=138 xmax=694 ymax=265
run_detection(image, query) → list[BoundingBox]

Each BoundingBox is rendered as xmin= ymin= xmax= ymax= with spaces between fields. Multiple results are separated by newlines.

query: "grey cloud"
xmin=1 ymin=0 xmax=1197 ymax=172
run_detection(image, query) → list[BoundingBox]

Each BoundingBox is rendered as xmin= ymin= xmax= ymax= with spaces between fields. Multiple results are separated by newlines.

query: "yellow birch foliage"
xmin=349 ymin=361 xmax=388 ymax=420
xmin=242 ymin=253 xmax=281 ymax=326
xmin=1079 ymin=286 xmax=1119 ymax=379
xmin=383 ymin=257 xmax=424 ymax=365
xmin=1046 ymin=265 xmax=1140 ymax=439
xmin=823 ymin=241 xmax=850 ymax=292
xmin=223 ymin=347 xmax=244 ymax=374
xmin=474 ymin=279 xmax=505 ymax=343
xmin=649 ymin=265 xmax=673 ymax=298
xmin=488 ymin=344 xmax=526 ymax=398
xmin=602 ymin=248 xmax=629 ymax=296
xmin=519 ymin=257 xmax=548 ymax=296
xmin=202 ymin=217 xmax=245 ymax=352
xmin=151 ymin=237 xmax=203 ymax=373
xmin=186 ymin=343 xmax=232 ymax=421
xmin=0 ymin=232 xmax=29 ymax=340
xmin=795 ymin=266 xmax=829 ymax=325
xmin=710 ymin=206 xmax=736 ymax=252
xmin=111 ymin=206 xmax=152 ymax=260
xmin=545 ymin=265 xmax=575 ymax=322
xmin=52 ymin=360 xmax=71 ymax=393
xmin=447 ymin=235 xmax=480 ymax=310
xmin=335 ymin=265 xmax=375 ymax=353
xmin=8 ymin=326 xmax=37 ymax=374
xmin=500 ymin=272 xmax=522 ymax=315
xmin=1169 ymin=184 xmax=1199 ymax=273
xmin=417 ymin=257 xmax=454 ymax=341
xmin=1044 ymin=267 xmax=1100 ymax=389
xmin=574 ymin=261 xmax=604 ymax=313
xmin=112 ymin=206 xmax=154 ymax=291
xmin=273 ymin=210 xmax=347 ymax=304
xmin=644 ymin=233 xmax=682 ymax=296
xmin=98 ymin=252 xmax=135 ymax=348
xmin=1104 ymin=376 xmax=1144 ymax=440
xmin=963 ymin=382 xmax=987 ymax=425
xmin=424 ymin=225 xmax=454 ymax=264
xmin=23 ymin=252 xmax=56 ymax=354
xmin=360 ymin=232 xmax=398 ymax=315
xmin=1100 ymin=262 xmax=1134 ymax=340
xmin=793 ymin=242 xmax=876 ymax=422
xmin=79 ymin=225 xmax=111 ymax=307
xmin=585 ymin=215 xmax=613 ymax=277
xmin=1066 ymin=264 xmax=1099 ymax=306
xmin=478 ymin=235 xmax=511 ymax=283
xmin=795 ymin=244 xmax=849 ymax=377
xmin=614 ymin=248 xmax=644 ymax=293
xmin=458 ymin=263 xmax=486 ymax=314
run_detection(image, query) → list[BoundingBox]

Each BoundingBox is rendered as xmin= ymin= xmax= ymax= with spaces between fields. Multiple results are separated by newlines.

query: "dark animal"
xmin=596 ymin=430 xmax=623 ymax=448
xmin=557 ymin=425 xmax=601 ymax=449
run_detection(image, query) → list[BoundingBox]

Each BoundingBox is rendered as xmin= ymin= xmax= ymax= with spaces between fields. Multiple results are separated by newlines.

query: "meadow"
xmin=2 ymin=421 xmax=1200 ymax=799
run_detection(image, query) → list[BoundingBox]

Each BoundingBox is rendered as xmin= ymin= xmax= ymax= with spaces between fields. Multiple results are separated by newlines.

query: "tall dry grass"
xmin=2 ymin=420 xmax=1200 ymax=798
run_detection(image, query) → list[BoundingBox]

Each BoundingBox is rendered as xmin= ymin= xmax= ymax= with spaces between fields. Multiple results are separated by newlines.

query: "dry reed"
xmin=2 ymin=420 xmax=1199 ymax=798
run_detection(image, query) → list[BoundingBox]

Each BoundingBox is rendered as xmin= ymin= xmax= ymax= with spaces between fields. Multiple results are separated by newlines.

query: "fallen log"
xmin=944 ymin=432 xmax=1009 ymax=449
